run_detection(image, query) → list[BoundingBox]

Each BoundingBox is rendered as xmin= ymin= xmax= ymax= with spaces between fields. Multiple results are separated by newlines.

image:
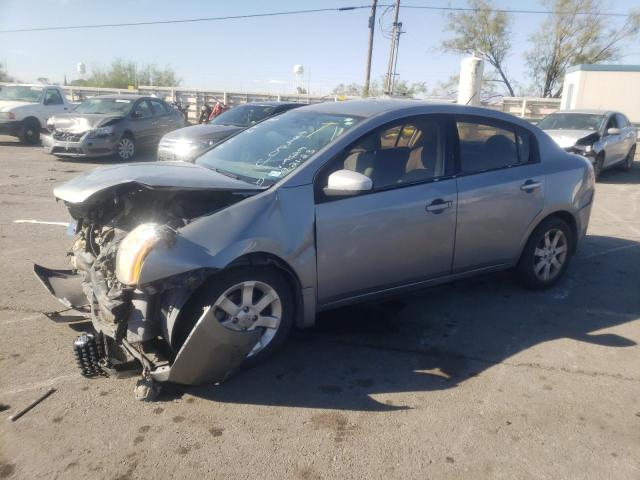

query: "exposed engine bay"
xmin=35 ymin=174 xmax=259 ymax=400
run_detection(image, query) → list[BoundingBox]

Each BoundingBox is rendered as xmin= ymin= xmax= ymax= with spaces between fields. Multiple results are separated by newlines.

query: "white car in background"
xmin=537 ymin=109 xmax=637 ymax=179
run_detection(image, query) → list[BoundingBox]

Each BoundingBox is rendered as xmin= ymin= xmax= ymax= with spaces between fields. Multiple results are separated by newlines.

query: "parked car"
xmin=42 ymin=95 xmax=185 ymax=160
xmin=537 ymin=109 xmax=637 ymax=179
xmin=35 ymin=100 xmax=594 ymax=399
xmin=0 ymin=84 xmax=71 ymax=144
xmin=157 ymin=101 xmax=302 ymax=162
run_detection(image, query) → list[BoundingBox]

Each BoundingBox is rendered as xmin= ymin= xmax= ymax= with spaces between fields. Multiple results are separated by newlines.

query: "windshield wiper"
xmin=213 ymin=167 xmax=240 ymax=179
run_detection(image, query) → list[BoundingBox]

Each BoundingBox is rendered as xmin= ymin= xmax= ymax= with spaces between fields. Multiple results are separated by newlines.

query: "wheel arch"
xmin=164 ymin=252 xmax=306 ymax=351
xmin=22 ymin=116 xmax=41 ymax=129
xmin=519 ymin=210 xmax=579 ymax=262
xmin=227 ymin=252 xmax=305 ymax=328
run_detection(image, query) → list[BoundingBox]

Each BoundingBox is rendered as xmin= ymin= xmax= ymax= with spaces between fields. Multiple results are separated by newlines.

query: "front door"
xmin=130 ymin=100 xmax=156 ymax=146
xmin=452 ymin=116 xmax=544 ymax=272
xmin=315 ymin=115 xmax=457 ymax=304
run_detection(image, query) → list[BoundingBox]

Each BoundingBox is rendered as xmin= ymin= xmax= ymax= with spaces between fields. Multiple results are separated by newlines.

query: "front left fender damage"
xmin=35 ymin=170 xmax=269 ymax=394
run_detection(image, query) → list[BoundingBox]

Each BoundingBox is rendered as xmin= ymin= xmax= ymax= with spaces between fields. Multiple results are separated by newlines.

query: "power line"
xmin=0 ymin=4 xmax=632 ymax=34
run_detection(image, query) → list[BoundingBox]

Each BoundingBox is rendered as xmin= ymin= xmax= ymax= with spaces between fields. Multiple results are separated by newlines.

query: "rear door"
xmin=149 ymin=99 xmax=173 ymax=142
xmin=315 ymin=115 xmax=457 ymax=304
xmin=453 ymin=116 xmax=544 ymax=272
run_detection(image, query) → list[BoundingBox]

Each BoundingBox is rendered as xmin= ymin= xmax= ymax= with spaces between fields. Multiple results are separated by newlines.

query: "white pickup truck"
xmin=0 ymin=84 xmax=72 ymax=144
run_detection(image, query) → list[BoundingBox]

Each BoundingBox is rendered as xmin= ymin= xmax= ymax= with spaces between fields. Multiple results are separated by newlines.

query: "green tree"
xmin=86 ymin=59 xmax=181 ymax=88
xmin=441 ymin=0 xmax=515 ymax=96
xmin=526 ymin=0 xmax=640 ymax=97
xmin=332 ymin=77 xmax=427 ymax=98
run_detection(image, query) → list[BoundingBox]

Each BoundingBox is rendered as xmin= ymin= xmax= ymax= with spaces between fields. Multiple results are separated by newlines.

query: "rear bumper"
xmin=42 ymin=133 xmax=118 ymax=158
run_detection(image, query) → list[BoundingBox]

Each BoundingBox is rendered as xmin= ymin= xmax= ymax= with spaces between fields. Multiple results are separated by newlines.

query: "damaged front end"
xmin=35 ymin=163 xmax=265 ymax=398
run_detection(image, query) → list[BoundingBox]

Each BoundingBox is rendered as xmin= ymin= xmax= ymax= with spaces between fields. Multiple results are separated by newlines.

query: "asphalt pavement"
xmin=0 ymin=137 xmax=639 ymax=479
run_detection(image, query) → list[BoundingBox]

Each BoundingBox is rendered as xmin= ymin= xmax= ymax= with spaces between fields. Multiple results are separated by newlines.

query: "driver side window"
xmin=328 ymin=116 xmax=446 ymax=192
xmin=44 ymin=89 xmax=63 ymax=105
xmin=134 ymin=100 xmax=153 ymax=118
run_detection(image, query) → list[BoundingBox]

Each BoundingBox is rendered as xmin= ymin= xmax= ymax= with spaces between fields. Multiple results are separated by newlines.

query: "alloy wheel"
xmin=533 ymin=228 xmax=568 ymax=282
xmin=213 ymin=280 xmax=282 ymax=356
xmin=117 ymin=137 xmax=135 ymax=160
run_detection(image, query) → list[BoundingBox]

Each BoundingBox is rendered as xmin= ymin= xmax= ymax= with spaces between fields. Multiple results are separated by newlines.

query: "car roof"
xmin=235 ymin=101 xmax=301 ymax=107
xmin=552 ymin=109 xmax=615 ymax=116
xmin=85 ymin=94 xmax=153 ymax=101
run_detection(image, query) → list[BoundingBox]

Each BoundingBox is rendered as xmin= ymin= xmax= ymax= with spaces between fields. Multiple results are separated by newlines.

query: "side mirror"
xmin=324 ymin=170 xmax=373 ymax=197
xmin=607 ymin=127 xmax=621 ymax=136
xmin=131 ymin=110 xmax=142 ymax=119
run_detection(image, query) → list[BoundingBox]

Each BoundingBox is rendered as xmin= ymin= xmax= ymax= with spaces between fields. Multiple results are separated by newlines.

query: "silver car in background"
xmin=537 ymin=109 xmax=637 ymax=179
xmin=157 ymin=101 xmax=302 ymax=162
xmin=43 ymin=95 xmax=185 ymax=160
xmin=35 ymin=100 xmax=594 ymax=399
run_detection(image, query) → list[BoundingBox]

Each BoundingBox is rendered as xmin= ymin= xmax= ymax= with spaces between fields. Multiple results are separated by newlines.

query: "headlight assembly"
xmin=115 ymin=224 xmax=173 ymax=285
xmin=0 ymin=112 xmax=16 ymax=120
xmin=91 ymin=125 xmax=115 ymax=137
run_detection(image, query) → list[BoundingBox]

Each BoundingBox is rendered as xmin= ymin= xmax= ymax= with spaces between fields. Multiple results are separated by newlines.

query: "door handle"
xmin=520 ymin=180 xmax=541 ymax=192
xmin=426 ymin=199 xmax=453 ymax=213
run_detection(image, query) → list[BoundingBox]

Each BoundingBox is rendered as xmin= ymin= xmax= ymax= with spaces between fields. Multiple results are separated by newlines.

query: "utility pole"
xmin=363 ymin=0 xmax=377 ymax=97
xmin=384 ymin=0 xmax=403 ymax=95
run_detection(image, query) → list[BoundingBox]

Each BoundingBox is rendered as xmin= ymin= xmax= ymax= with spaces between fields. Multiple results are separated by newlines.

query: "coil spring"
xmin=73 ymin=333 xmax=105 ymax=378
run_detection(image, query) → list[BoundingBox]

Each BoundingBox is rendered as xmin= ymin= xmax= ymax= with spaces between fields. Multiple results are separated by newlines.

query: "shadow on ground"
xmin=178 ymin=234 xmax=640 ymax=411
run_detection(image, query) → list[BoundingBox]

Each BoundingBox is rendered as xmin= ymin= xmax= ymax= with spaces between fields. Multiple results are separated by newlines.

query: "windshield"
xmin=74 ymin=97 xmax=134 ymax=115
xmin=537 ymin=113 xmax=605 ymax=131
xmin=0 ymin=85 xmax=43 ymax=102
xmin=196 ymin=111 xmax=362 ymax=186
xmin=210 ymin=104 xmax=278 ymax=127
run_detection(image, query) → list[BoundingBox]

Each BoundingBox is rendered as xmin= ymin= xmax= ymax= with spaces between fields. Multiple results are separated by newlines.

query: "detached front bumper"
xmin=33 ymin=262 xmax=261 ymax=386
xmin=42 ymin=132 xmax=119 ymax=158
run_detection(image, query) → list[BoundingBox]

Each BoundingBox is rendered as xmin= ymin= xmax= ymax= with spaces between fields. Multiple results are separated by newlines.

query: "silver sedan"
xmin=36 ymin=100 xmax=595 ymax=398
xmin=537 ymin=109 xmax=637 ymax=179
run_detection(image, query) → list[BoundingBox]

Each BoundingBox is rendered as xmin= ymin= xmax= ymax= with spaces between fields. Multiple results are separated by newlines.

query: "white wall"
xmin=562 ymin=69 xmax=640 ymax=123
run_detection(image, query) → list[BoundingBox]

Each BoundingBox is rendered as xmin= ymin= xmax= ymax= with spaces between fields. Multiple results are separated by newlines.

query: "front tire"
xmin=593 ymin=153 xmax=604 ymax=180
xmin=174 ymin=266 xmax=294 ymax=368
xmin=517 ymin=217 xmax=574 ymax=290
xmin=19 ymin=118 xmax=41 ymax=145
xmin=621 ymin=145 xmax=635 ymax=172
xmin=116 ymin=134 xmax=136 ymax=161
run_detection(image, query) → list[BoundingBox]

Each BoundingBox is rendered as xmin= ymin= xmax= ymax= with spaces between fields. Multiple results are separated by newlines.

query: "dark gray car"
xmin=42 ymin=95 xmax=185 ymax=160
xmin=157 ymin=101 xmax=302 ymax=162
xmin=35 ymin=100 xmax=594 ymax=399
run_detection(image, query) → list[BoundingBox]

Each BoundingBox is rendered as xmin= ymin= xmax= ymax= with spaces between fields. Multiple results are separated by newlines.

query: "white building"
xmin=561 ymin=64 xmax=640 ymax=124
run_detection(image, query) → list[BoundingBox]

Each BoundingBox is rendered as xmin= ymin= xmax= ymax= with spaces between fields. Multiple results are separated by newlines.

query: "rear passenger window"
xmin=456 ymin=120 xmax=529 ymax=174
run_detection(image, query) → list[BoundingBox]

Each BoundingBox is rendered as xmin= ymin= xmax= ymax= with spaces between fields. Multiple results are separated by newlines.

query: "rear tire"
xmin=173 ymin=266 xmax=294 ymax=368
xmin=517 ymin=217 xmax=574 ymax=290
xmin=621 ymin=145 xmax=635 ymax=172
xmin=19 ymin=118 xmax=41 ymax=145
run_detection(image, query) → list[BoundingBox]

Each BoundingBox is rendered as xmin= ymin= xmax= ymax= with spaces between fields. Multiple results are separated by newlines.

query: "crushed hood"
xmin=48 ymin=113 xmax=126 ymax=133
xmin=0 ymin=100 xmax=33 ymax=111
xmin=161 ymin=123 xmax=242 ymax=143
xmin=54 ymin=161 xmax=262 ymax=204
xmin=544 ymin=129 xmax=598 ymax=149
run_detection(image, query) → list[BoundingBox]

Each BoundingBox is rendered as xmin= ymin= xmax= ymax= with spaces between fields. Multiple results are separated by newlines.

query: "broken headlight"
xmin=116 ymin=224 xmax=166 ymax=285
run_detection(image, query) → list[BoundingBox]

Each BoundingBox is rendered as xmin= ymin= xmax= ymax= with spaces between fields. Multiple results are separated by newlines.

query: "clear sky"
xmin=1 ymin=0 xmax=639 ymax=95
